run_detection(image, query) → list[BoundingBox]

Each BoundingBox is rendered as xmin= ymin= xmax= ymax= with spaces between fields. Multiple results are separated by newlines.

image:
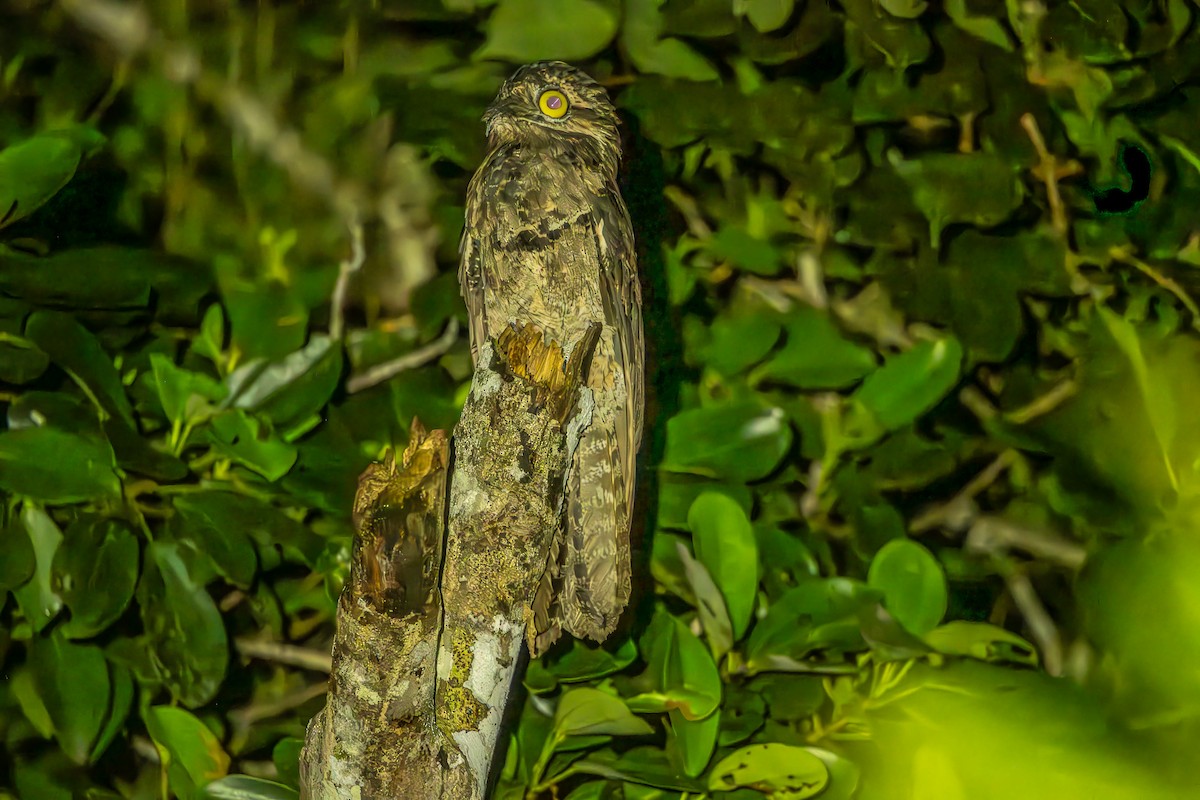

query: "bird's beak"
xmin=483 ymin=97 xmax=521 ymax=140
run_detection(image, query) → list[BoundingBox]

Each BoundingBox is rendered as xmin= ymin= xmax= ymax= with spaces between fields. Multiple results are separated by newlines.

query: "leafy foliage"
xmin=2 ymin=0 xmax=1200 ymax=798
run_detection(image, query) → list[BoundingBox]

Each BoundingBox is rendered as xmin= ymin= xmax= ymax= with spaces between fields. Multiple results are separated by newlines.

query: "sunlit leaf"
xmin=662 ymin=402 xmax=791 ymax=482
xmin=28 ymin=631 xmax=110 ymax=765
xmin=688 ymin=492 xmax=758 ymax=639
xmin=708 ymin=743 xmax=829 ymax=797
xmin=145 ymin=706 xmax=231 ymax=799
xmin=479 ymin=0 xmax=618 ymax=61
xmin=867 ymin=539 xmax=948 ymax=636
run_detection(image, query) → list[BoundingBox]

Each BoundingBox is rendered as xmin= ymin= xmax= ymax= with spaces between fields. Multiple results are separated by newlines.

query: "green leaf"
xmin=144 ymin=706 xmax=231 ymax=799
xmin=0 ymin=129 xmax=99 ymax=230
xmin=719 ymin=684 xmax=766 ymax=745
xmin=0 ymin=518 xmax=36 ymax=592
xmin=924 ymin=621 xmax=1038 ymax=666
xmin=0 ymin=426 xmax=121 ymax=503
xmin=624 ymin=0 xmax=720 ymax=80
xmin=170 ymin=493 xmax=259 ymax=588
xmin=751 ymin=307 xmax=878 ymax=390
xmin=139 ymin=542 xmax=229 ymax=708
xmin=745 ymin=579 xmax=879 ymax=671
xmin=709 ymin=743 xmax=829 ymax=797
xmin=866 ymin=539 xmax=947 ymax=636
xmin=943 ymin=0 xmax=1013 ymax=50
xmin=628 ymin=609 xmax=722 ymax=721
xmin=806 ymin=747 xmax=861 ymax=800
xmin=709 ymin=226 xmax=782 ymax=275
xmin=173 ymin=490 xmax=323 ymax=571
xmin=569 ymin=748 xmax=707 ymax=792
xmin=0 ymin=333 xmax=49 ymax=384
xmin=226 ymin=334 xmax=342 ymax=432
xmin=734 ymin=0 xmax=795 ymax=32
xmin=846 ymin=336 xmax=963 ymax=440
xmin=11 ymin=667 xmax=55 ymax=738
xmin=877 ymin=0 xmax=927 ymax=18
xmin=24 ymin=310 xmax=135 ymax=427
xmin=889 ymin=150 xmax=1025 ymax=246
xmin=0 ymin=246 xmax=211 ymax=321
xmin=666 ymin=708 xmax=719 ymax=778
xmin=218 ymin=265 xmax=307 ymax=362
xmin=695 ymin=311 xmax=781 ymax=377
xmin=688 ymin=492 xmax=758 ymax=639
xmin=90 ymin=663 xmax=133 ymax=763
xmin=12 ymin=506 xmax=64 ymax=632
xmin=554 ymin=688 xmax=655 ymax=738
xmin=1096 ymin=307 xmax=1179 ymax=493
xmin=657 ymin=477 xmax=752 ymax=531
xmin=54 ymin=516 xmax=139 ymax=639
xmin=756 ymin=526 xmax=819 ymax=599
xmin=526 ymin=637 xmax=638 ymax=694
xmin=207 ymin=410 xmax=298 ymax=482
xmin=202 ymin=777 xmax=299 ymax=800
xmin=662 ymin=402 xmax=791 ymax=481
xmin=750 ymin=674 xmax=824 ymax=721
xmin=650 ymin=531 xmax=697 ymax=605
xmin=675 ymin=540 xmax=734 ymax=659
xmin=271 ymin=738 xmax=303 ymax=790
xmin=29 ymin=631 xmax=111 ymax=765
xmin=479 ymin=0 xmax=618 ymax=61
xmin=150 ymin=353 xmax=226 ymax=428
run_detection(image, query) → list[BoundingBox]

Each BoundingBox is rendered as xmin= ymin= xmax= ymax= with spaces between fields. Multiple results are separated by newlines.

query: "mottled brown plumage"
xmin=459 ymin=62 xmax=643 ymax=654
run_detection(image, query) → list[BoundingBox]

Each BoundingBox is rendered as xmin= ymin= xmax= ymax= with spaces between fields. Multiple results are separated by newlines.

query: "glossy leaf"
xmin=480 ymin=0 xmax=618 ymax=61
xmin=139 ymin=542 xmax=229 ymax=708
xmin=144 ymin=706 xmax=231 ymax=799
xmin=202 ymin=777 xmax=299 ymax=800
xmin=675 ymin=540 xmax=734 ymax=659
xmin=554 ymin=688 xmax=654 ymax=738
xmin=0 ymin=427 xmax=120 ymax=504
xmin=867 ymin=539 xmax=948 ymax=636
xmin=688 ymin=492 xmax=758 ymax=639
xmin=662 ymin=403 xmax=791 ymax=482
xmin=53 ymin=516 xmax=139 ymax=639
xmin=206 ymin=410 xmax=298 ymax=482
xmin=628 ymin=609 xmax=722 ymax=721
xmin=708 ymin=743 xmax=829 ymax=797
xmin=666 ymin=708 xmax=719 ymax=778
xmin=12 ymin=506 xmax=64 ymax=632
xmin=526 ymin=637 xmax=638 ymax=694
xmin=844 ymin=336 xmax=963 ymax=443
xmin=28 ymin=632 xmax=111 ymax=765
xmin=924 ymin=622 xmax=1038 ymax=666
xmin=0 ymin=333 xmax=49 ymax=384
xmin=752 ymin=307 xmax=877 ymax=390
xmin=0 ymin=129 xmax=97 ymax=230
xmin=24 ymin=310 xmax=135 ymax=427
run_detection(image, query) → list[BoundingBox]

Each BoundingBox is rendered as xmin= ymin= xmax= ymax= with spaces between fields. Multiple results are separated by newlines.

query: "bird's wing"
xmin=596 ymin=184 xmax=644 ymax=501
xmin=458 ymin=171 xmax=490 ymax=367
xmin=553 ymin=182 xmax=644 ymax=644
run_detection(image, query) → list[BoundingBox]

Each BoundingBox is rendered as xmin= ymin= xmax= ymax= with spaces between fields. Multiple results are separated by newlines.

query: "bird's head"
xmin=483 ymin=61 xmax=620 ymax=154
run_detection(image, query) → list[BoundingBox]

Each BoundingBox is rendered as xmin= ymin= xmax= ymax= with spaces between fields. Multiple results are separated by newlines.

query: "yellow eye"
xmin=538 ymin=89 xmax=569 ymax=119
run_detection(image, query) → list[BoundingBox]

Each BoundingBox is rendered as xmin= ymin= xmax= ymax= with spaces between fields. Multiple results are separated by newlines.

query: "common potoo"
xmin=459 ymin=62 xmax=643 ymax=654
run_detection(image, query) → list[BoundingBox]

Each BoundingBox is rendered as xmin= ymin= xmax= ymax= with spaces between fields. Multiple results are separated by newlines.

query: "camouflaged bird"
xmin=459 ymin=61 xmax=644 ymax=655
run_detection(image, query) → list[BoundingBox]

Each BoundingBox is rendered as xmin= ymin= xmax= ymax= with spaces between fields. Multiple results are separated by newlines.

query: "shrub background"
xmin=2 ymin=0 xmax=1200 ymax=798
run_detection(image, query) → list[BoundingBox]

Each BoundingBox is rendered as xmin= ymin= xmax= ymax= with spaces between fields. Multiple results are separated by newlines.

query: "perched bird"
xmin=458 ymin=61 xmax=644 ymax=654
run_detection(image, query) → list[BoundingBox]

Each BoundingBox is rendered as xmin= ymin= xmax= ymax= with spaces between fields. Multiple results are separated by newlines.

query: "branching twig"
xmin=910 ymin=451 xmax=1019 ymax=535
xmin=1020 ymin=112 xmax=1083 ymax=238
xmin=235 ymin=637 xmax=334 ymax=673
xmin=346 ymin=318 xmax=461 ymax=394
xmin=330 ymin=217 xmax=366 ymax=341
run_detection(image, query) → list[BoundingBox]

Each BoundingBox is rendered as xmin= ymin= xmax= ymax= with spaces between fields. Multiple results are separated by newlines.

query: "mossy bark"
xmin=301 ymin=323 xmax=598 ymax=799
